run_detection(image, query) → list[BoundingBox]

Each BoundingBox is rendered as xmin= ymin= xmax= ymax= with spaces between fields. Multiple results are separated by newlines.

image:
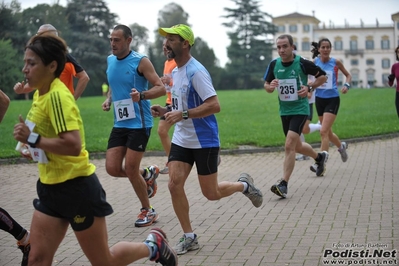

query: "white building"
xmin=272 ymin=12 xmax=399 ymax=88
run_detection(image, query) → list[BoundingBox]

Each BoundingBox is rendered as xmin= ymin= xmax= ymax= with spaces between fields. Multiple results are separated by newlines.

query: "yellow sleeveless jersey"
xmin=27 ymin=78 xmax=95 ymax=184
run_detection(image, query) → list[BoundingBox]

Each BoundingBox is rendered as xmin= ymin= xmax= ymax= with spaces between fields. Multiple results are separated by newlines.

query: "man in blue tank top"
xmin=102 ymin=25 xmax=166 ymax=227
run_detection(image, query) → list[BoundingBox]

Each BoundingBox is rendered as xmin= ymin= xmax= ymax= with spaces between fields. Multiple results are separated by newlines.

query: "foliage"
xmin=0 ymin=39 xmax=23 ymax=94
xmin=1 ymin=88 xmax=398 ymax=158
xmin=222 ymin=0 xmax=277 ymax=89
xmin=65 ymin=0 xmax=118 ymax=96
xmin=190 ymin=37 xmax=223 ymax=89
xmin=129 ymin=23 xmax=149 ymax=52
xmin=151 ymin=3 xmax=191 ymax=76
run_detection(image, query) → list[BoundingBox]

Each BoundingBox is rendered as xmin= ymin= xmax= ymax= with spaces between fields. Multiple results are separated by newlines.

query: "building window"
xmin=302 ymin=41 xmax=310 ymax=52
xmin=381 ymin=39 xmax=390 ymax=50
xmin=337 ymin=73 xmax=344 ymax=87
xmin=351 ymin=59 xmax=359 ymax=66
xmin=382 ymin=59 xmax=390 ymax=69
xmin=350 ymin=40 xmax=358 ymax=51
xmin=289 ymin=25 xmax=297 ymax=33
xmin=278 ymin=25 xmax=285 ymax=33
xmin=334 ymin=41 xmax=343 ymax=50
xmin=365 ymin=40 xmax=374 ymax=50
xmin=382 ymin=74 xmax=390 ymax=86
xmin=351 ymin=72 xmax=359 ymax=87
xmin=303 ymin=24 xmax=310 ymax=32
xmin=366 ymin=70 xmax=375 ymax=87
xmin=366 ymin=59 xmax=374 ymax=65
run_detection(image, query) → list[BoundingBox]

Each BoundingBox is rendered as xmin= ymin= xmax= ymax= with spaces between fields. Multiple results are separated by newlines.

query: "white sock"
xmin=184 ymin=233 xmax=195 ymax=239
xmin=300 ymin=133 xmax=305 ymax=142
xmin=241 ymin=182 xmax=248 ymax=192
xmin=309 ymin=123 xmax=321 ymax=133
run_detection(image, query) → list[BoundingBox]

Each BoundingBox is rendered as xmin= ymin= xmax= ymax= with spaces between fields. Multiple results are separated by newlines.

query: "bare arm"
xmin=102 ymin=87 xmax=112 ymax=111
xmin=13 ymin=116 xmax=82 ymax=156
xmin=73 ymin=70 xmax=90 ymax=100
xmin=310 ymin=74 xmax=328 ymax=89
xmin=336 ymin=60 xmax=352 ymax=94
xmin=138 ymin=57 xmax=166 ymax=99
xmin=164 ymin=95 xmax=220 ymax=124
xmin=0 ymin=90 xmax=10 ymax=123
xmin=14 ymin=81 xmax=35 ymax=94
xmin=264 ymin=79 xmax=279 ymax=93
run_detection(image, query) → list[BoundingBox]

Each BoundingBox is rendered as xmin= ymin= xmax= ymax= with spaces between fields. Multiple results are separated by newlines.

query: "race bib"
xmin=15 ymin=120 xmax=48 ymax=163
xmin=278 ymin=79 xmax=299 ymax=101
xmin=318 ymin=71 xmax=333 ymax=89
xmin=171 ymin=86 xmax=187 ymax=111
xmin=114 ymin=99 xmax=136 ymax=121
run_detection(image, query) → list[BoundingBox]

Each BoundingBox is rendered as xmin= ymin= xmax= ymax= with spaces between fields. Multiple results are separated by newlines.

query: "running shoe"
xmin=144 ymin=165 xmax=159 ymax=198
xmin=295 ymin=154 xmax=309 ymax=161
xmin=238 ymin=173 xmax=263 ymax=207
xmin=315 ymin=151 xmax=329 ymax=177
xmin=145 ymin=228 xmax=178 ymax=266
xmin=338 ymin=142 xmax=348 ymax=162
xmin=270 ymin=179 xmax=288 ymax=198
xmin=310 ymin=163 xmax=317 ymax=173
xmin=17 ymin=242 xmax=30 ymax=266
xmin=173 ymin=234 xmax=199 ymax=255
xmin=160 ymin=166 xmax=169 ymax=175
xmin=135 ymin=207 xmax=158 ymax=227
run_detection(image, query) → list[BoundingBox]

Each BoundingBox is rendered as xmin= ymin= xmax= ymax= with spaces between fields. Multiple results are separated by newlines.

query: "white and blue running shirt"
xmin=170 ymin=57 xmax=220 ymax=149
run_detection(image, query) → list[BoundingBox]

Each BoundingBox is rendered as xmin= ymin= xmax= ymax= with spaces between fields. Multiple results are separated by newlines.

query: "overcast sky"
xmin=18 ymin=0 xmax=398 ymax=67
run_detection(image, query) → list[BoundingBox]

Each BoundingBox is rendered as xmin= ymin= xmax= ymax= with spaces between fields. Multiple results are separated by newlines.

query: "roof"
xmin=273 ymin=12 xmax=321 ymax=23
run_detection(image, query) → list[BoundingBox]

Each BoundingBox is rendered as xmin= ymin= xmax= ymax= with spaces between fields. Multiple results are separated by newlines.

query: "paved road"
xmin=1 ymin=137 xmax=398 ymax=265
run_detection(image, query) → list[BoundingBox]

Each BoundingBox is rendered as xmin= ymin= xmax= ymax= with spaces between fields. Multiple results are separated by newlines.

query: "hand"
xmin=20 ymin=143 xmax=32 ymax=160
xmin=151 ymin=104 xmax=167 ymax=118
xmin=102 ymin=98 xmax=111 ymax=111
xmin=340 ymin=86 xmax=349 ymax=94
xmin=13 ymin=115 xmax=30 ymax=143
xmin=298 ymin=85 xmax=308 ymax=98
xmin=130 ymin=88 xmax=140 ymax=102
xmin=14 ymin=81 xmax=25 ymax=94
xmin=161 ymin=75 xmax=172 ymax=86
xmin=164 ymin=110 xmax=182 ymax=124
xmin=270 ymin=79 xmax=279 ymax=90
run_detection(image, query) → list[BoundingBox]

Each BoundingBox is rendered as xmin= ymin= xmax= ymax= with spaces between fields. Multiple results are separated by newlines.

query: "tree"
xmin=129 ymin=23 xmax=149 ymax=53
xmin=0 ymin=39 xmax=24 ymax=97
xmin=222 ymin=0 xmax=277 ymax=89
xmin=152 ymin=3 xmax=190 ymax=75
xmin=191 ymin=37 xmax=222 ymax=89
xmin=66 ymin=0 xmax=118 ymax=96
xmin=0 ymin=0 xmax=27 ymax=55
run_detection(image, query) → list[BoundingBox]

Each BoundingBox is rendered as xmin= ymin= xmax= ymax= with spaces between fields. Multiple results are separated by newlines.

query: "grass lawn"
xmin=0 ymin=88 xmax=398 ymax=159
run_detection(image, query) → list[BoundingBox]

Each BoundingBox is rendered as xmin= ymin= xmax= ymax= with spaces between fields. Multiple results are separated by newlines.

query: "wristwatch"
xmin=27 ymin=132 xmax=41 ymax=148
xmin=140 ymin=91 xmax=145 ymax=100
xmin=306 ymin=85 xmax=314 ymax=92
xmin=182 ymin=110 xmax=189 ymax=120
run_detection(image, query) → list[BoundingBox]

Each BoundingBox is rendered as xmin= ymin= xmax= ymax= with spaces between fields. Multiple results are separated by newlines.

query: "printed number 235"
xmin=279 ymin=85 xmax=295 ymax=94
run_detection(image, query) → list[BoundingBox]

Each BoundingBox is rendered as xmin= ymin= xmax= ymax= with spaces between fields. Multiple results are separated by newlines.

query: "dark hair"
xmin=292 ymin=44 xmax=297 ymax=50
xmin=113 ymin=24 xmax=132 ymax=39
xmin=395 ymin=45 xmax=399 ymax=61
xmin=277 ymin=34 xmax=294 ymax=46
xmin=311 ymin=38 xmax=332 ymax=59
xmin=26 ymin=34 xmax=67 ymax=78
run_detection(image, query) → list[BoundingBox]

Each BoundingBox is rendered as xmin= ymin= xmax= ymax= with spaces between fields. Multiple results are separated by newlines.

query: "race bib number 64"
xmin=114 ymin=99 xmax=136 ymax=121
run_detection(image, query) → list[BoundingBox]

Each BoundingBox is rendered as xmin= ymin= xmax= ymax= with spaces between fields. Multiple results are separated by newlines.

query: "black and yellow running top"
xmin=27 ymin=78 xmax=95 ymax=184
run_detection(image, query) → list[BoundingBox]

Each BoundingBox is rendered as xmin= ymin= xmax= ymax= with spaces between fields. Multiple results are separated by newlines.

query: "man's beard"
xmin=167 ymin=49 xmax=176 ymax=59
